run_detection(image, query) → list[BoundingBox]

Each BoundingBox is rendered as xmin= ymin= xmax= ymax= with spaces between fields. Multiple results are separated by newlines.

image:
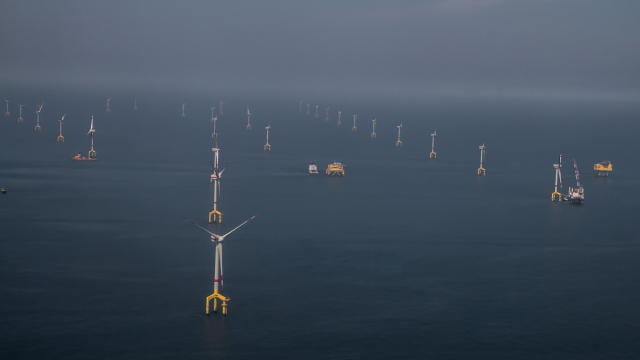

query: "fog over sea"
xmin=1 ymin=90 xmax=640 ymax=359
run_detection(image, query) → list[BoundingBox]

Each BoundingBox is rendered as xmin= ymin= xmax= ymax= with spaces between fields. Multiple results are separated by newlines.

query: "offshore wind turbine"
xmin=430 ymin=130 xmax=436 ymax=158
xmin=35 ymin=103 xmax=44 ymax=131
xmin=337 ymin=111 xmax=342 ymax=126
xmin=219 ymin=100 xmax=224 ymax=115
xmin=325 ymin=108 xmax=329 ymax=121
xmin=264 ymin=125 xmax=271 ymax=151
xmin=185 ymin=214 xmax=259 ymax=315
xmin=106 ymin=97 xmax=110 ymax=113
xmin=209 ymin=149 xmax=226 ymax=223
xmin=396 ymin=123 xmax=403 ymax=147
xmin=211 ymin=106 xmax=216 ymax=122
xmin=352 ymin=114 xmax=357 ymax=131
xmin=182 ymin=103 xmax=186 ymax=118
xmin=4 ymin=99 xmax=9 ymax=117
xmin=88 ymin=115 xmax=96 ymax=158
xmin=371 ymin=119 xmax=376 ymax=138
xmin=315 ymin=105 xmax=319 ymax=118
xmin=477 ymin=143 xmax=486 ymax=176
xmin=134 ymin=98 xmax=138 ymax=110
xmin=306 ymin=103 xmax=310 ymax=115
xmin=18 ymin=103 xmax=25 ymax=122
xmin=299 ymin=101 xmax=302 ymax=113
xmin=55 ymin=113 xmax=66 ymax=142
xmin=246 ymin=106 xmax=251 ymax=129
xmin=551 ymin=154 xmax=563 ymax=201
xmin=212 ymin=116 xmax=218 ymax=138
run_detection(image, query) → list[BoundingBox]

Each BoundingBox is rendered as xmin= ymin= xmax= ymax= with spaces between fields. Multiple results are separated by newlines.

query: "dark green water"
xmin=1 ymin=91 xmax=640 ymax=359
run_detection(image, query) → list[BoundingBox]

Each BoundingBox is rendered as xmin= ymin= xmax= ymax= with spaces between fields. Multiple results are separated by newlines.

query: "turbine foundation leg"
xmin=58 ymin=135 xmax=64 ymax=142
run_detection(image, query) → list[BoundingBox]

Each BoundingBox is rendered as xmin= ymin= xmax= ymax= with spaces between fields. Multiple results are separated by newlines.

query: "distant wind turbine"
xmin=18 ymin=103 xmax=26 ymax=122
xmin=106 ymin=97 xmax=111 ymax=113
xmin=182 ymin=103 xmax=186 ymax=118
xmin=4 ymin=99 xmax=9 ymax=117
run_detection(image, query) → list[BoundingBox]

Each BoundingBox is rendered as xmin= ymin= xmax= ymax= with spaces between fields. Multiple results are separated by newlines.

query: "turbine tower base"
xmin=396 ymin=140 xmax=402 ymax=147
xmin=206 ymin=290 xmax=230 ymax=316
xmin=477 ymin=167 xmax=485 ymax=176
xmin=551 ymin=190 xmax=562 ymax=201
xmin=430 ymin=151 xmax=436 ymax=158
xmin=35 ymin=125 xmax=41 ymax=131
xmin=371 ymin=132 xmax=376 ymax=138
xmin=337 ymin=121 xmax=341 ymax=126
xmin=18 ymin=117 xmax=23 ymax=123
xmin=5 ymin=111 xmax=9 ymax=117
xmin=246 ymin=124 xmax=251 ymax=130
xmin=352 ymin=126 xmax=357 ymax=132
xmin=89 ymin=149 xmax=96 ymax=158
xmin=209 ymin=209 xmax=223 ymax=223
xmin=57 ymin=135 xmax=64 ymax=142
xmin=264 ymin=143 xmax=271 ymax=151
xmin=212 ymin=132 xmax=217 ymax=138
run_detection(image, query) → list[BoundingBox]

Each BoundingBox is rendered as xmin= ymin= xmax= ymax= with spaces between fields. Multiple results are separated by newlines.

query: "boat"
xmin=309 ymin=161 xmax=318 ymax=175
xmin=326 ymin=162 xmax=345 ymax=176
xmin=564 ymin=159 xmax=584 ymax=204
xmin=72 ymin=152 xmax=96 ymax=161
xmin=594 ymin=161 xmax=612 ymax=176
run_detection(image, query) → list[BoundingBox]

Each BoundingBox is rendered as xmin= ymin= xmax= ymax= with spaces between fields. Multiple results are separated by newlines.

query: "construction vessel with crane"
xmin=564 ymin=159 xmax=584 ymax=204
xmin=326 ymin=162 xmax=345 ymax=176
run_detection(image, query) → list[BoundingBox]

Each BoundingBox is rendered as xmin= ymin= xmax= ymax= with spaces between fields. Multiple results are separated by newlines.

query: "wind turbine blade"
xmin=210 ymin=161 xmax=216 ymax=171
xmin=218 ymin=164 xmax=227 ymax=177
xmin=559 ymin=169 xmax=562 ymax=190
xmin=218 ymin=244 xmax=224 ymax=291
xmin=221 ymin=214 xmax=259 ymax=238
xmin=183 ymin=217 xmax=221 ymax=239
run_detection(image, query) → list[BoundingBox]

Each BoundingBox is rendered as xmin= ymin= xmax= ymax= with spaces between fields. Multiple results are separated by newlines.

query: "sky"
xmin=1 ymin=0 xmax=639 ymax=100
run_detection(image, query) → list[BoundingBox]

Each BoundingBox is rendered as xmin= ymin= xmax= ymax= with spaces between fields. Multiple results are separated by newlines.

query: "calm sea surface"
xmin=1 ymin=91 xmax=640 ymax=359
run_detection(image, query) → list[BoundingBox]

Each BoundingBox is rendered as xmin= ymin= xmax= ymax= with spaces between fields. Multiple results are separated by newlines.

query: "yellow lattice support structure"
xmin=209 ymin=209 xmax=223 ymax=223
xmin=57 ymin=135 xmax=64 ymax=142
xmin=88 ymin=149 xmax=96 ymax=158
xmin=430 ymin=151 xmax=436 ymax=159
xmin=477 ymin=166 xmax=485 ymax=176
xmin=551 ymin=190 xmax=562 ymax=201
xmin=206 ymin=290 xmax=229 ymax=315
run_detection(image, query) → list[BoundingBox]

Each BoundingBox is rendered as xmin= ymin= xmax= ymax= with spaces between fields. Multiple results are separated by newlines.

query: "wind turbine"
xmin=209 ymin=149 xmax=226 ymax=223
xmin=306 ymin=104 xmax=310 ymax=115
xmin=264 ymin=125 xmax=271 ymax=151
xmin=212 ymin=116 xmax=218 ymax=138
xmin=35 ymin=103 xmax=44 ymax=131
xmin=325 ymin=108 xmax=329 ymax=121
xmin=352 ymin=114 xmax=357 ymax=131
xmin=210 ymin=106 xmax=216 ymax=122
xmin=4 ymin=99 xmax=9 ymax=117
xmin=182 ymin=103 xmax=186 ymax=118
xmin=371 ymin=119 xmax=376 ymax=138
xmin=185 ymin=214 xmax=259 ymax=315
xmin=88 ymin=115 xmax=96 ymax=158
xmin=106 ymin=97 xmax=111 ymax=113
xmin=315 ymin=105 xmax=319 ymax=118
xmin=246 ymin=106 xmax=251 ymax=129
xmin=396 ymin=123 xmax=403 ymax=147
xmin=337 ymin=111 xmax=342 ymax=126
xmin=134 ymin=98 xmax=138 ymax=110
xmin=477 ymin=143 xmax=486 ymax=176
xmin=430 ymin=130 xmax=436 ymax=158
xmin=18 ymin=103 xmax=26 ymax=122
xmin=551 ymin=154 xmax=563 ymax=201
xmin=299 ymin=101 xmax=302 ymax=113
xmin=219 ymin=100 xmax=224 ymax=115
xmin=55 ymin=113 xmax=66 ymax=142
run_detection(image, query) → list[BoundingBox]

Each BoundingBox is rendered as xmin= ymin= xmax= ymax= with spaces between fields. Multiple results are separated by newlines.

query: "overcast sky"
xmin=1 ymin=0 xmax=639 ymax=99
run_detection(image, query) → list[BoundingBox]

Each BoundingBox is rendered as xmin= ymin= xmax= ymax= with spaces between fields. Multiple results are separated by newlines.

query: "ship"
xmin=594 ymin=161 xmax=612 ymax=176
xmin=326 ymin=162 xmax=345 ymax=176
xmin=309 ymin=161 xmax=318 ymax=175
xmin=72 ymin=152 xmax=97 ymax=161
xmin=564 ymin=159 xmax=584 ymax=204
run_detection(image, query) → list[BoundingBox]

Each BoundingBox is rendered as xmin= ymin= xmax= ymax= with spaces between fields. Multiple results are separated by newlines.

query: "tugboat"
xmin=326 ymin=162 xmax=345 ymax=177
xmin=309 ymin=161 xmax=318 ymax=175
xmin=564 ymin=159 xmax=584 ymax=204
xmin=72 ymin=152 xmax=97 ymax=161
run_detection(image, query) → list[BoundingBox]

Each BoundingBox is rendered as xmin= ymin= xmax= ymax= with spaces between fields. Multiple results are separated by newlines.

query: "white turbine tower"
xmin=219 ymin=100 xmax=224 ymax=115
xmin=306 ymin=103 xmax=310 ymax=115
xmin=246 ymin=106 xmax=251 ymax=129
xmin=325 ymin=108 xmax=329 ymax=121
xmin=35 ymin=103 xmax=44 ymax=131
xmin=210 ymin=106 xmax=216 ymax=122
xmin=55 ymin=113 xmax=66 ymax=142
xmin=264 ymin=125 xmax=271 ymax=151
xmin=299 ymin=101 xmax=302 ymax=113
xmin=88 ymin=115 xmax=96 ymax=158
xmin=396 ymin=123 xmax=403 ymax=147
xmin=181 ymin=103 xmax=186 ymax=118
xmin=551 ymin=154 xmax=563 ymax=201
xmin=134 ymin=98 xmax=138 ymax=110
xmin=212 ymin=116 xmax=218 ymax=138
xmin=352 ymin=114 xmax=357 ymax=132
xmin=337 ymin=111 xmax=342 ymax=126
xmin=430 ymin=130 xmax=436 ymax=158
xmin=315 ymin=105 xmax=319 ymax=118
xmin=477 ymin=143 xmax=486 ymax=176
xmin=4 ymin=99 xmax=9 ymax=117
xmin=371 ymin=119 xmax=376 ymax=138
xmin=209 ymin=148 xmax=226 ymax=223
xmin=185 ymin=213 xmax=259 ymax=315
xmin=106 ymin=97 xmax=111 ymax=113
xmin=18 ymin=103 xmax=25 ymax=122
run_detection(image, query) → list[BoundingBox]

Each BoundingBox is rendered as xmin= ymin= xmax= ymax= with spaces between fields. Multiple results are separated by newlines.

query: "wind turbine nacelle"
xmin=553 ymin=164 xmax=560 ymax=168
